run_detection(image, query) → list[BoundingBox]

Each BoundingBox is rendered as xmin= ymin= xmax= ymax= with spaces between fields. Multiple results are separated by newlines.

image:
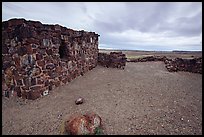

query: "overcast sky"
xmin=2 ymin=2 xmax=202 ymax=51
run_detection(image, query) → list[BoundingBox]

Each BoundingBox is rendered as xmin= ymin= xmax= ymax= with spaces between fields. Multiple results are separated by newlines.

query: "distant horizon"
xmin=98 ymin=48 xmax=202 ymax=52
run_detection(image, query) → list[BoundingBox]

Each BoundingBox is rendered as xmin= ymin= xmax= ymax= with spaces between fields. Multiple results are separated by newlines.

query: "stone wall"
xmin=127 ymin=55 xmax=165 ymax=62
xmin=128 ymin=55 xmax=202 ymax=74
xmin=98 ymin=52 xmax=126 ymax=69
xmin=164 ymin=57 xmax=202 ymax=74
xmin=2 ymin=18 xmax=99 ymax=100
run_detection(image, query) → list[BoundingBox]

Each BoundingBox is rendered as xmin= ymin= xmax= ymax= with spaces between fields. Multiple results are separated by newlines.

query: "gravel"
xmin=2 ymin=62 xmax=202 ymax=135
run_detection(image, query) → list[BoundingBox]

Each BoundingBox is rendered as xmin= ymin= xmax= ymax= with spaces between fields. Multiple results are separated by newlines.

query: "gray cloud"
xmin=2 ymin=2 xmax=202 ymax=51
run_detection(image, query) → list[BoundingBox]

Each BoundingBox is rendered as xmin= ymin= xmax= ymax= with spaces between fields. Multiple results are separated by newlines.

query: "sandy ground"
xmin=2 ymin=62 xmax=202 ymax=135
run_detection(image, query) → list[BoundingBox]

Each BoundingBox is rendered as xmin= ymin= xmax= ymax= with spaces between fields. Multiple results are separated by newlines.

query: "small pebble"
xmin=75 ymin=97 xmax=84 ymax=105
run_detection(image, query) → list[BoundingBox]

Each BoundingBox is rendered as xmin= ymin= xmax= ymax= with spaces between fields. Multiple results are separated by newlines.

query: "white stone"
xmin=43 ymin=90 xmax=49 ymax=96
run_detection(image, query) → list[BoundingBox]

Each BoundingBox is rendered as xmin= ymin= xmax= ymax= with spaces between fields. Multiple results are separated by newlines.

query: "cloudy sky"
xmin=2 ymin=2 xmax=202 ymax=51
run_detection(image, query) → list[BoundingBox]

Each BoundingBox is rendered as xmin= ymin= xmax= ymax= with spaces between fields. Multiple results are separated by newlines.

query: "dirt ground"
xmin=2 ymin=61 xmax=202 ymax=135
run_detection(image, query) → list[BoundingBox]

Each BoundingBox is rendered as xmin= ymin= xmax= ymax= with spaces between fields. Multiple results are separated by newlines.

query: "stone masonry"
xmin=2 ymin=18 xmax=99 ymax=100
xmin=128 ymin=55 xmax=202 ymax=74
xmin=98 ymin=52 xmax=126 ymax=69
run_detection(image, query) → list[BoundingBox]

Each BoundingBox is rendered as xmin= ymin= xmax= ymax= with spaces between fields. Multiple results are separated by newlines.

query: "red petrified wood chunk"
xmin=64 ymin=112 xmax=103 ymax=135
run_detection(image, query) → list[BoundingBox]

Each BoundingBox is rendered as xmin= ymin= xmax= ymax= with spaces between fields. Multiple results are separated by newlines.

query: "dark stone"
xmin=31 ymin=44 xmax=38 ymax=48
xmin=28 ymin=90 xmax=42 ymax=100
xmin=42 ymin=39 xmax=51 ymax=47
xmin=45 ymin=80 xmax=49 ymax=86
xmin=13 ymin=56 xmax=21 ymax=67
xmin=31 ymin=77 xmax=37 ymax=86
xmin=36 ymin=53 xmax=43 ymax=60
xmin=21 ymin=55 xmax=29 ymax=66
xmin=46 ymin=63 xmax=55 ymax=70
xmin=3 ymin=54 xmax=13 ymax=63
xmin=8 ymin=46 xmax=16 ymax=54
xmin=49 ymin=72 xmax=58 ymax=79
xmin=16 ymin=79 xmax=23 ymax=86
xmin=21 ymin=86 xmax=29 ymax=90
xmin=56 ymin=66 xmax=62 ymax=73
xmin=28 ymin=54 xmax=35 ymax=65
xmin=2 ymin=45 xmax=9 ymax=54
xmin=75 ymin=97 xmax=84 ymax=105
xmin=26 ymin=44 xmax=33 ymax=54
xmin=46 ymin=49 xmax=53 ymax=55
xmin=2 ymin=61 xmax=12 ymax=71
xmin=23 ymin=77 xmax=30 ymax=87
xmin=37 ymin=77 xmax=44 ymax=84
xmin=62 ymin=78 xmax=68 ymax=84
xmin=18 ymin=46 xmax=27 ymax=56
xmin=31 ymin=67 xmax=41 ymax=77
xmin=14 ymin=86 xmax=22 ymax=97
xmin=54 ymin=80 xmax=60 ymax=87
xmin=37 ymin=60 xmax=45 ymax=67
xmin=49 ymin=85 xmax=52 ymax=90
xmin=5 ymin=90 xmax=10 ymax=98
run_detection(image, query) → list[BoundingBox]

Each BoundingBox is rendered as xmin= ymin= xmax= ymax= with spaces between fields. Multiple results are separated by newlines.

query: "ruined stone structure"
xmin=98 ymin=52 xmax=126 ymax=69
xmin=128 ymin=55 xmax=202 ymax=74
xmin=127 ymin=55 xmax=165 ymax=62
xmin=164 ymin=57 xmax=202 ymax=73
xmin=2 ymin=18 xmax=99 ymax=100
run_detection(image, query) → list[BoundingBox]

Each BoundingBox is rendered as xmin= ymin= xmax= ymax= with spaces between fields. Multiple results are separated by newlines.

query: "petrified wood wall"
xmin=2 ymin=18 xmax=99 ymax=100
xmin=127 ymin=55 xmax=202 ymax=74
xmin=98 ymin=52 xmax=126 ymax=69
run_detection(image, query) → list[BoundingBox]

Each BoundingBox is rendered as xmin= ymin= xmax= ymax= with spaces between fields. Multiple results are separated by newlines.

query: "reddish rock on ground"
xmin=64 ymin=113 xmax=103 ymax=135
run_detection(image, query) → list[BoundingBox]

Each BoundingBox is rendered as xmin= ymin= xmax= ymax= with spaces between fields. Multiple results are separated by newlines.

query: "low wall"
xmin=98 ymin=52 xmax=126 ymax=69
xmin=128 ymin=55 xmax=202 ymax=74
xmin=127 ymin=55 xmax=165 ymax=62
xmin=164 ymin=57 xmax=202 ymax=73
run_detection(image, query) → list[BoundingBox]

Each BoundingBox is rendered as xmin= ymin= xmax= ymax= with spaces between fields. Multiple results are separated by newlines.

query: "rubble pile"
xmin=2 ymin=18 xmax=99 ymax=99
xmin=98 ymin=52 xmax=126 ymax=69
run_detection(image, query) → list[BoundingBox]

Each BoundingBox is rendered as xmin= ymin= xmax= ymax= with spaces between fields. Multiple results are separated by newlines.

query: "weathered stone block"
xmin=14 ymin=86 xmax=22 ymax=97
xmin=42 ymin=39 xmax=51 ymax=47
xmin=46 ymin=49 xmax=53 ymax=55
xmin=18 ymin=46 xmax=27 ymax=56
xmin=45 ymin=80 xmax=49 ymax=86
xmin=37 ymin=60 xmax=45 ymax=67
xmin=23 ymin=77 xmax=30 ymax=87
xmin=46 ymin=63 xmax=55 ymax=70
xmin=28 ymin=90 xmax=42 ymax=100
xmin=26 ymin=44 xmax=33 ymax=54
xmin=31 ymin=77 xmax=37 ymax=85
xmin=21 ymin=86 xmax=29 ymax=90
xmin=13 ymin=55 xmax=21 ymax=67
xmin=16 ymin=79 xmax=23 ymax=86
xmin=37 ymin=77 xmax=44 ymax=85
xmin=2 ymin=45 xmax=9 ymax=54
xmin=31 ymin=67 xmax=42 ymax=77
xmin=53 ymin=80 xmax=61 ymax=87
xmin=62 ymin=78 xmax=68 ymax=84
